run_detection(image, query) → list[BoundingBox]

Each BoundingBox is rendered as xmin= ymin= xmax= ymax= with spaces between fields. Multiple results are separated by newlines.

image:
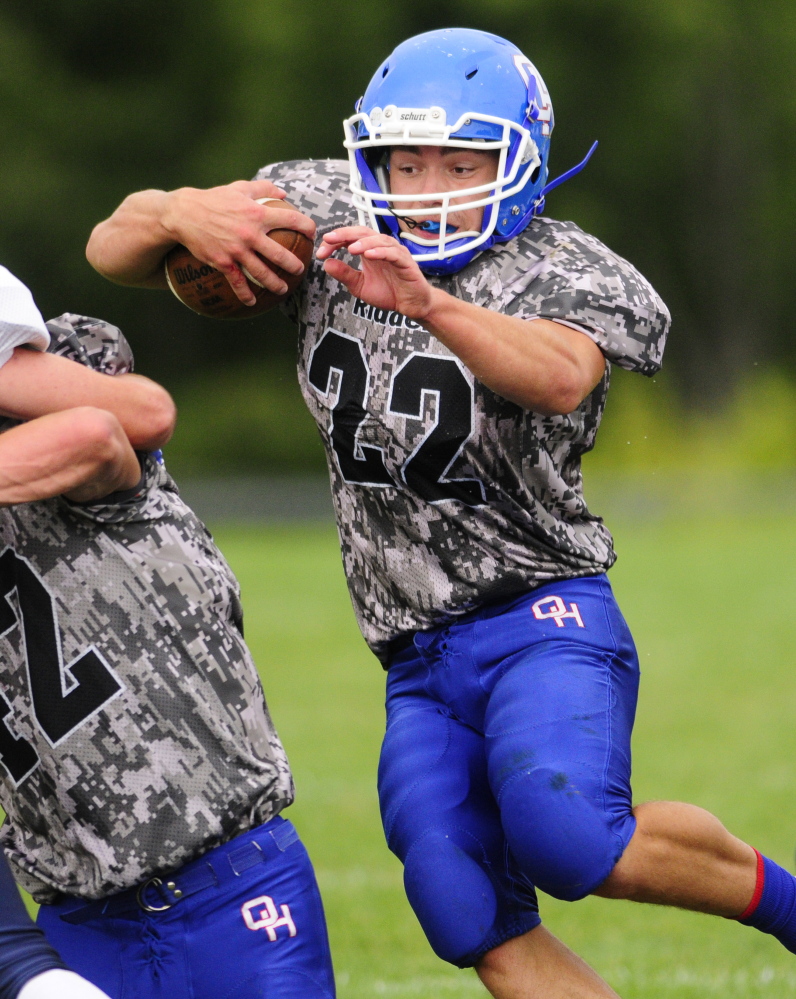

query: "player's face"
xmin=388 ymin=146 xmax=499 ymax=240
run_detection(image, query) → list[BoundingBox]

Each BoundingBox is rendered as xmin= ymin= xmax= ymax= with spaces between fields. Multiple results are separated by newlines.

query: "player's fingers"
xmin=244 ymin=237 xmax=306 ymax=278
xmin=214 ymin=259 xmax=289 ymax=306
xmin=245 ymin=234 xmax=308 ymax=279
xmin=321 ymin=226 xmax=380 ymax=246
xmin=322 ymin=257 xmax=362 ymax=293
xmin=361 ymin=246 xmax=411 ymax=264
xmin=347 ymin=235 xmax=402 ymax=255
xmin=214 ymin=263 xmax=258 ymax=306
xmin=234 ymin=251 xmax=290 ymax=297
xmin=236 ymin=178 xmax=288 ymax=201
xmin=254 ymin=205 xmax=317 ymax=243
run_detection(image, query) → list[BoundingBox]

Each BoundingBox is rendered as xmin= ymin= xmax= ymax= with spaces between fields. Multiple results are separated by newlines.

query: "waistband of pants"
xmin=386 ymin=575 xmax=608 ymax=666
xmin=53 ymin=815 xmax=299 ymax=925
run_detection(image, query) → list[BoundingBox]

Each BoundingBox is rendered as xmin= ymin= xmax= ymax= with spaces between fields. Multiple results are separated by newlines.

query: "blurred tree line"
xmin=1 ymin=0 xmax=794 ymax=472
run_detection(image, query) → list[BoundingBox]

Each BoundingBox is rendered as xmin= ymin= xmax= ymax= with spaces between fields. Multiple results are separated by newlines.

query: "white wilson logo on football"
xmin=241 ymin=895 xmax=297 ymax=940
xmin=531 ymin=596 xmax=584 ymax=628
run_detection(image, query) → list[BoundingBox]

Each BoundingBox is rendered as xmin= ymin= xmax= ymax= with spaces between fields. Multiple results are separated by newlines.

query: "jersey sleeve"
xmin=252 ymin=160 xmax=355 ymax=325
xmin=0 ymin=267 xmax=50 ymax=369
xmin=57 ymin=452 xmax=176 ymax=526
xmin=252 ymin=159 xmax=352 ymax=227
xmin=503 ymin=223 xmax=670 ymax=376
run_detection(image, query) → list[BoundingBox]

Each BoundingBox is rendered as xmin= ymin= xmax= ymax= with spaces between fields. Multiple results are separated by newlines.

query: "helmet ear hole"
xmin=530 ymin=164 xmax=541 ymax=184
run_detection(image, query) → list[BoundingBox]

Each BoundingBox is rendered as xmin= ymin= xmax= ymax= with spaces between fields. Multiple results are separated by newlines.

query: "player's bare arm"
xmin=0 ymin=407 xmax=140 ymax=506
xmin=0 ymin=347 xmax=175 ymax=451
xmin=318 ymin=225 xmax=604 ymax=415
xmin=86 ymin=179 xmax=317 ymax=304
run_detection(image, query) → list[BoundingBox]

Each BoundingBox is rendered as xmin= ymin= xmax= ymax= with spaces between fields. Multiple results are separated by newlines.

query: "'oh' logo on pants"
xmin=242 ymin=895 xmax=297 ymax=940
xmin=531 ymin=595 xmax=584 ymax=628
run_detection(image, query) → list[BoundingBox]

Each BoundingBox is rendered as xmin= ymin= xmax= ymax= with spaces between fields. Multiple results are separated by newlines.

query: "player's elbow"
xmin=85 ymin=224 xmax=104 ymax=275
xmin=63 ymin=408 xmax=141 ymax=501
xmin=71 ymin=407 xmax=131 ymax=471
xmin=534 ymin=369 xmax=592 ymax=416
xmin=137 ymin=384 xmax=176 ymax=450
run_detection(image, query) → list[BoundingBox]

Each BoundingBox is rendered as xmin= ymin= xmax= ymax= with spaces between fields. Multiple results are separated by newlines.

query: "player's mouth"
xmin=417 ymin=220 xmax=458 ymax=237
xmin=392 ymin=213 xmax=459 ymax=239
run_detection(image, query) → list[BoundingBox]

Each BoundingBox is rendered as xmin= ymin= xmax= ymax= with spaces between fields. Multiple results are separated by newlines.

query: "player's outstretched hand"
xmin=18 ymin=970 xmax=113 ymax=999
xmin=318 ymin=227 xmax=433 ymax=321
xmin=163 ymin=181 xmax=317 ymax=305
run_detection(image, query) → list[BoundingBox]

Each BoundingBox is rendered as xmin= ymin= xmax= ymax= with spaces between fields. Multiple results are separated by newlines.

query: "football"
xmin=164 ymin=199 xmax=313 ymax=319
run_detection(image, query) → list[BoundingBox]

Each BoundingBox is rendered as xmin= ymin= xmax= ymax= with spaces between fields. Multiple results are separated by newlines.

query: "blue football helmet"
xmin=344 ymin=28 xmax=558 ymax=275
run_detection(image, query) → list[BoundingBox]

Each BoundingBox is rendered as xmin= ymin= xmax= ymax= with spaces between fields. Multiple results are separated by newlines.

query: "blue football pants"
xmin=379 ymin=575 xmax=640 ymax=968
xmin=37 ymin=817 xmax=335 ymax=999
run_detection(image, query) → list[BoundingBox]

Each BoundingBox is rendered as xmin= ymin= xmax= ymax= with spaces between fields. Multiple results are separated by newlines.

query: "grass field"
xmin=214 ymin=508 xmax=796 ymax=999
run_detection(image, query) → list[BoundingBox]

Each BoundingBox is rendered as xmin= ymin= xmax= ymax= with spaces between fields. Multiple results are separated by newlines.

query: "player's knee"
xmin=498 ymin=767 xmax=623 ymax=902
xmin=403 ymin=829 xmax=498 ymax=967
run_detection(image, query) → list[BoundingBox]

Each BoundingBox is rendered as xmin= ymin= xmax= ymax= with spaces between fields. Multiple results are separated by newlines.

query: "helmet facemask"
xmin=344 ymin=107 xmax=542 ymax=272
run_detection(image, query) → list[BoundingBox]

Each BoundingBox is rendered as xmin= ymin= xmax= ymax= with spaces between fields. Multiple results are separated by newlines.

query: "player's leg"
xmin=475 ymin=578 xmax=796 ymax=954
xmin=36 ymin=905 xmax=135 ymax=999
xmin=179 ymin=818 xmax=335 ymax=999
xmin=476 ymin=926 xmax=619 ymax=999
xmin=594 ymin=800 xmax=757 ymax=914
xmin=380 ymin=644 xmax=618 ymax=997
xmin=593 ymin=802 xmax=796 ymax=954
xmin=481 ymin=578 xmax=640 ymax=904
xmin=38 ymin=816 xmax=335 ymax=999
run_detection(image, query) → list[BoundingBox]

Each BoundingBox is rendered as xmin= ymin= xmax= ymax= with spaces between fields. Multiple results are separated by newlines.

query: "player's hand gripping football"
xmin=161 ymin=180 xmax=317 ymax=304
xmin=318 ymin=227 xmax=434 ymax=321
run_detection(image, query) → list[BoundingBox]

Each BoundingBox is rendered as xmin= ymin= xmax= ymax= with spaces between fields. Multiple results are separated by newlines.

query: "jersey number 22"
xmin=309 ymin=330 xmax=485 ymax=504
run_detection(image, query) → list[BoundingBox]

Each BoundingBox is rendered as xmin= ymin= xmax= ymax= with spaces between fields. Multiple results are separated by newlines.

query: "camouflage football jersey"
xmin=0 ymin=316 xmax=294 ymax=903
xmin=255 ymin=159 xmax=670 ymax=661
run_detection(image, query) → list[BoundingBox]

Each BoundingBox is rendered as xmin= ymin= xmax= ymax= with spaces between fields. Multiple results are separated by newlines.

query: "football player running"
xmin=0 ymin=271 xmax=335 ymax=998
xmin=86 ymin=28 xmax=796 ymax=998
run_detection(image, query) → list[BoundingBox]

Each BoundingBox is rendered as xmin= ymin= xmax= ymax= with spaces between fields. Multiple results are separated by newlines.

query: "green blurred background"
xmin=5 ymin=4 xmax=796 ymax=995
xmin=2 ymin=0 xmax=795 ymax=478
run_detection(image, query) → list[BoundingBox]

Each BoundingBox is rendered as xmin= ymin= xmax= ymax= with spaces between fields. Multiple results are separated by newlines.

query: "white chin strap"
xmin=18 ymin=970 xmax=113 ymax=999
xmin=0 ymin=265 xmax=50 ymax=368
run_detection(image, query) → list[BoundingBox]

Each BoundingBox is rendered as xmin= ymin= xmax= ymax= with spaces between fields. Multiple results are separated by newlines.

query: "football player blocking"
xmin=87 ymin=27 xmax=796 ymax=998
xmin=0 ymin=274 xmax=334 ymax=999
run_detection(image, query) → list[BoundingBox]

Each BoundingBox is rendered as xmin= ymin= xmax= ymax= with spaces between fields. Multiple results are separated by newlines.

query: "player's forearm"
xmin=421 ymin=289 xmax=605 ymax=414
xmin=0 ymin=410 xmax=142 ymax=506
xmin=86 ymin=189 xmax=175 ymax=289
xmin=0 ymin=351 xmax=175 ymax=451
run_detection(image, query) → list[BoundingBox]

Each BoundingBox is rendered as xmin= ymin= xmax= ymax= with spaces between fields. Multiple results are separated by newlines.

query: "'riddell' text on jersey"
xmin=256 ymin=160 xmax=671 ymax=662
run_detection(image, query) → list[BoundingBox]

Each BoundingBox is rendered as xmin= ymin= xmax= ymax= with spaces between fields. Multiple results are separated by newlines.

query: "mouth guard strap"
xmin=389 ymin=211 xmax=457 ymax=235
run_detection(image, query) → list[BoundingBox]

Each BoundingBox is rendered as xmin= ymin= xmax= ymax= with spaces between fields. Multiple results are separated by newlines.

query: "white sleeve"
xmin=18 ymin=970 xmax=113 ymax=999
xmin=0 ymin=266 xmax=50 ymax=369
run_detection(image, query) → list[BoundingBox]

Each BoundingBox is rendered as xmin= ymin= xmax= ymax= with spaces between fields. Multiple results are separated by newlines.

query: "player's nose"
xmin=420 ymin=167 xmax=447 ymax=196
